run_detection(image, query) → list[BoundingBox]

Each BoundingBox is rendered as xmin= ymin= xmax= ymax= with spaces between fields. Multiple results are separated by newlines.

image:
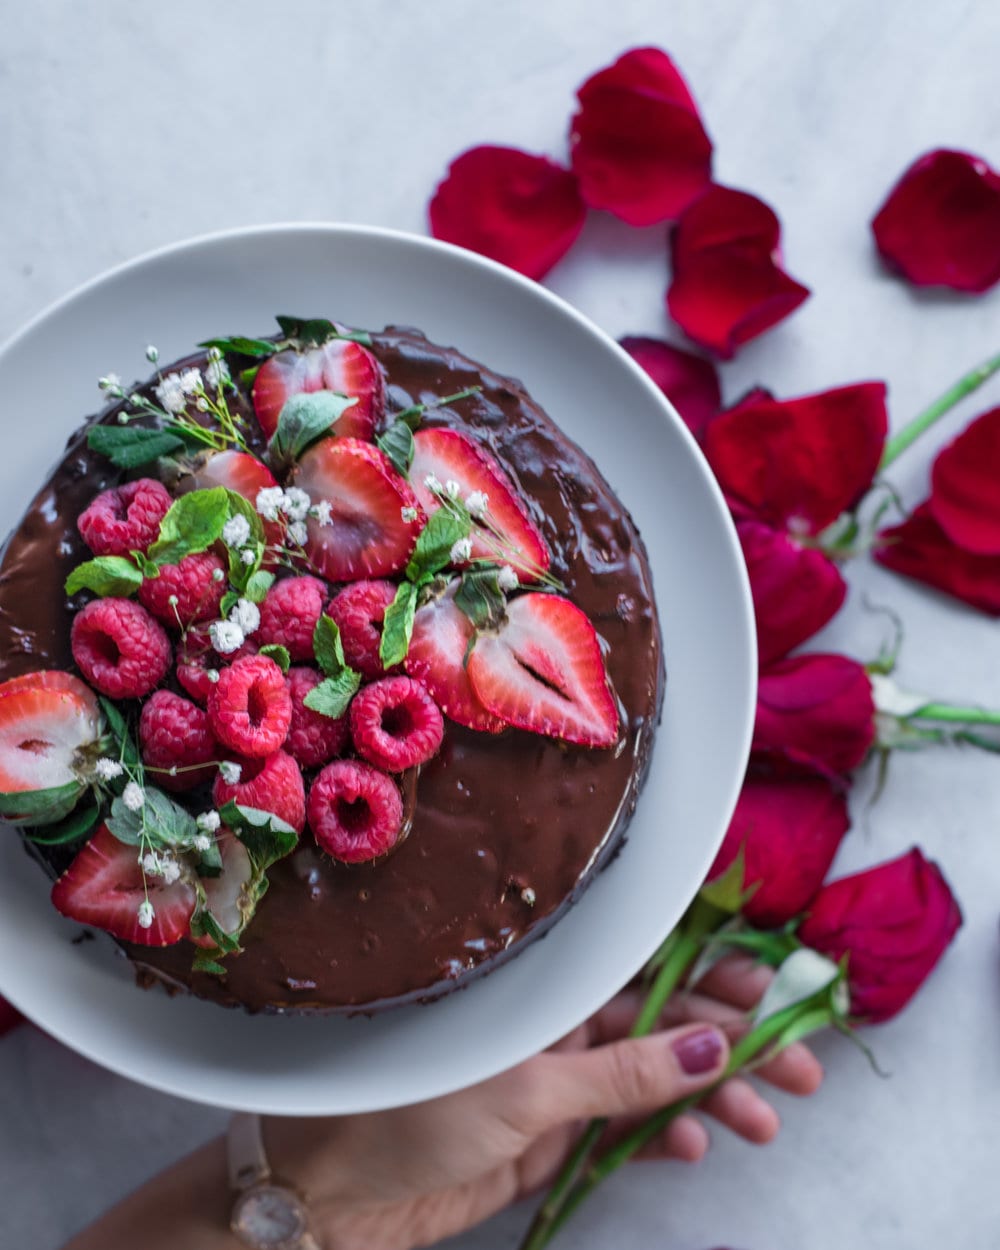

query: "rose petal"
xmin=872 ymin=149 xmax=1000 ymax=293
xmin=569 ymin=46 xmax=713 ymax=226
xmin=753 ymin=653 xmax=876 ymax=777
xmin=619 ymin=335 xmax=721 ymax=438
xmin=799 ymin=848 xmax=962 ymax=1023
xmin=875 ymin=502 xmax=1000 ymax=615
xmin=929 ymin=405 xmax=1000 ymax=554
xmin=704 ymin=383 xmax=888 ymax=533
xmin=738 ymin=520 xmax=847 ymax=665
xmin=668 ymin=186 xmax=810 ymax=358
xmin=428 ymin=146 xmax=586 ymax=280
xmin=707 ymin=772 xmax=850 ymax=928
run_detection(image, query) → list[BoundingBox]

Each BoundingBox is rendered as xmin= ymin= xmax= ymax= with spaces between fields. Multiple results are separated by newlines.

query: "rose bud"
xmin=753 ymin=652 xmax=876 ymax=778
xmin=799 ymin=848 xmax=962 ymax=1023
xmin=706 ymin=772 xmax=851 ymax=928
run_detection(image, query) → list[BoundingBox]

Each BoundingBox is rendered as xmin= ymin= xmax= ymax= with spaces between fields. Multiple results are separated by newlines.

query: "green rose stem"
xmin=907 ymin=703 xmax=1000 ymax=727
xmin=879 ymin=349 xmax=1000 ymax=471
xmin=524 ymin=978 xmax=844 ymax=1250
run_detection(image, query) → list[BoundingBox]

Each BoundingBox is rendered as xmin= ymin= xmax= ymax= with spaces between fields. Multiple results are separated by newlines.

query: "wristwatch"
xmin=227 ymin=1112 xmax=321 ymax=1249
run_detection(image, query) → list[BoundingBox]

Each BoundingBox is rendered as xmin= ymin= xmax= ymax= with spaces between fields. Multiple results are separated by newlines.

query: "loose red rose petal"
xmin=704 ymin=383 xmax=888 ymax=533
xmin=929 ymin=405 xmax=1000 ymax=555
xmin=799 ymin=847 xmax=962 ymax=1023
xmin=429 ymin=145 xmax=586 ymax=281
xmin=872 ymin=149 xmax=1000 ymax=293
xmin=668 ymin=185 xmax=810 ymax=358
xmin=569 ymin=46 xmax=713 ymax=226
xmin=753 ymin=653 xmax=876 ymax=777
xmin=619 ymin=336 xmax=721 ymax=438
xmin=738 ymin=520 xmax=847 ymax=665
xmin=875 ymin=502 xmax=1000 ymax=615
xmin=707 ymin=772 xmax=851 ymax=928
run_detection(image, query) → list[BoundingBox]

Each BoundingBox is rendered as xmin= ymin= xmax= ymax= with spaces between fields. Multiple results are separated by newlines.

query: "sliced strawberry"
xmin=252 ymin=340 xmax=384 ymax=440
xmin=409 ymin=429 xmax=550 ymax=581
xmin=467 ymin=594 xmax=619 ymax=746
xmin=292 ymin=438 xmax=424 ymax=581
xmin=51 ymin=825 xmax=197 ymax=947
xmin=193 ymin=832 xmax=254 ymax=946
xmin=177 ymin=449 xmax=284 ymax=560
xmin=405 ymin=590 xmax=506 ymax=733
xmin=0 ymin=674 xmax=101 ymax=793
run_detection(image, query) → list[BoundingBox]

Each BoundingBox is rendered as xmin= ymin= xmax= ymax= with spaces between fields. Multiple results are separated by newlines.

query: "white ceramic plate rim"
xmin=0 ymin=224 xmax=755 ymax=1114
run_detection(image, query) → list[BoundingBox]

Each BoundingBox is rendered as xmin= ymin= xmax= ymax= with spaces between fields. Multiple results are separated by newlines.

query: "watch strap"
xmin=228 ymin=1112 xmax=272 ymax=1191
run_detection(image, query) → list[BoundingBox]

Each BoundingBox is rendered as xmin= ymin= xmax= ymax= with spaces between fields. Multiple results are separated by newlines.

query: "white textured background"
xmin=2 ymin=1 xmax=1000 ymax=1246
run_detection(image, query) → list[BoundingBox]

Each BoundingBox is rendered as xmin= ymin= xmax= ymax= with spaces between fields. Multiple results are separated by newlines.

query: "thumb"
xmin=523 ymin=1025 xmax=729 ymax=1129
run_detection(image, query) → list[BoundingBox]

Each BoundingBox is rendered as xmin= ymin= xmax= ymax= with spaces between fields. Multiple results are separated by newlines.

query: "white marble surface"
xmin=2 ymin=1 xmax=1000 ymax=1246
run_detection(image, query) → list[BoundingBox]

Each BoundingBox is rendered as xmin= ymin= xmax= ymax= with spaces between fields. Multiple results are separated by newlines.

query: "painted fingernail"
xmin=672 ymin=1026 xmax=724 ymax=1076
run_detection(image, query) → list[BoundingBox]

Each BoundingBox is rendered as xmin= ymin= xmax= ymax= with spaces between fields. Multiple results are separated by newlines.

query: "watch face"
xmin=232 ymin=1184 xmax=308 ymax=1248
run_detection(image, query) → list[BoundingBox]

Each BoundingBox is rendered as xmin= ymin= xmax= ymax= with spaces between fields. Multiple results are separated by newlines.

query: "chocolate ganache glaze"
xmin=0 ymin=326 xmax=664 ymax=1013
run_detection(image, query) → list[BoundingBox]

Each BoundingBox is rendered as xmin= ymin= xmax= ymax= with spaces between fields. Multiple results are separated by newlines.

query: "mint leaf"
xmin=259 ymin=643 xmax=290 ymax=673
xmin=0 ymin=782 xmax=85 ymax=826
xmin=87 ymin=425 xmax=187 ymax=469
xmin=274 ymin=316 xmax=372 ymax=348
xmin=190 ymin=909 xmax=241 ymax=953
xmin=244 ymin=569 xmax=275 ymax=603
xmin=65 ymin=556 xmax=142 ymax=599
xmin=147 ymin=487 xmax=230 ymax=568
xmin=379 ymin=581 xmax=418 ymax=668
xmin=198 ymin=335 xmax=278 ymax=359
xmin=406 ymin=509 xmax=471 ymax=583
xmin=268 ymin=391 xmax=358 ymax=466
xmin=220 ymin=590 xmax=239 ymax=617
xmin=312 ymin=615 xmax=348 ymax=677
xmin=218 ymin=801 xmax=298 ymax=870
xmin=107 ymin=786 xmax=199 ymax=849
xmin=376 ymin=420 xmax=415 ymax=476
xmin=98 ymin=698 xmax=139 ymax=768
xmin=191 ymin=952 xmax=228 ymax=977
xmin=453 ymin=568 xmax=507 ymax=631
xmin=25 ymin=801 xmax=101 ymax=846
xmin=302 ymin=672 xmax=361 ymax=720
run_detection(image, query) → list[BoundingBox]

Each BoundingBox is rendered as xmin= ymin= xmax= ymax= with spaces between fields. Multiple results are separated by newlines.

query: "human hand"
xmin=265 ymin=956 xmax=823 ymax=1249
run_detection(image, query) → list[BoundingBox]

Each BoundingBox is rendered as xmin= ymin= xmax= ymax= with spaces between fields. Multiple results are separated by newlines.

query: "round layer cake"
xmin=0 ymin=320 xmax=663 ymax=1013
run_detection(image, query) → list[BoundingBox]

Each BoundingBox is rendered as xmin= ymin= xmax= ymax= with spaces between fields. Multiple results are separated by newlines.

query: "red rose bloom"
xmin=569 ymin=47 xmax=712 ymax=226
xmin=753 ymin=653 xmax=875 ymax=777
xmin=875 ymin=504 xmax=1000 ymax=616
xmin=707 ymin=772 xmax=851 ymax=928
xmin=619 ymin=335 xmax=720 ymax=438
xmin=428 ymin=145 xmax=586 ymax=280
xmin=667 ymin=185 xmax=810 ymax=358
xmin=799 ymin=848 xmax=962 ymax=1023
xmin=872 ymin=149 xmax=1000 ymax=293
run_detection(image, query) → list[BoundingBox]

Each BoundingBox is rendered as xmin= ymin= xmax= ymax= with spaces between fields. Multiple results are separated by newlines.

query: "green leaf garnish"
xmin=453 ymin=568 xmax=508 ymax=632
xmin=197 ymin=335 xmax=279 ymax=359
xmin=219 ymin=590 xmax=239 ymax=618
xmin=405 ymin=509 xmax=471 ymax=583
xmin=87 ymin=425 xmax=187 ymax=469
xmin=190 ymin=909 xmax=241 ymax=954
xmin=191 ymin=952 xmax=228 ymax=977
xmin=147 ymin=487 xmax=230 ymax=568
xmin=274 ymin=315 xmax=372 ymax=348
xmin=243 ymin=569 xmax=275 ymax=603
xmin=268 ymin=391 xmax=358 ymax=467
xmin=217 ymin=801 xmax=298 ymax=870
xmin=65 ymin=556 xmax=143 ymax=599
xmin=379 ymin=580 xmax=419 ymax=668
xmin=106 ymin=786 xmax=200 ymax=849
xmin=376 ymin=419 xmax=415 ymax=476
xmin=25 ymin=801 xmax=101 ymax=846
xmin=302 ymin=672 xmax=361 ymax=720
xmin=312 ymin=615 xmax=349 ymax=678
xmin=98 ymin=698 xmax=139 ymax=768
xmin=259 ymin=643 xmax=290 ymax=673
xmin=0 ymin=782 xmax=85 ymax=826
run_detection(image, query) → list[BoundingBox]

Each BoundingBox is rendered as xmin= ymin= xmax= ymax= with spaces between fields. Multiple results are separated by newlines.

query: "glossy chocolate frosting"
xmin=0 ymin=327 xmax=664 ymax=1013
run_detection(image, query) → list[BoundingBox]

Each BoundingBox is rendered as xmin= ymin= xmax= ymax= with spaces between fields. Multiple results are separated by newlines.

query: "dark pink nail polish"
xmin=672 ymin=1027 xmax=723 ymax=1076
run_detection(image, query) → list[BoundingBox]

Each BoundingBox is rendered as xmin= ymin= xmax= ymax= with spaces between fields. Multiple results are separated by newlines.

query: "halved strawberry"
xmin=51 ymin=825 xmax=197 ymax=946
xmin=467 ymin=594 xmax=620 ymax=746
xmin=193 ymin=832 xmax=254 ymax=946
xmin=177 ymin=449 xmax=284 ymax=560
xmin=252 ymin=340 xmax=384 ymax=440
xmin=0 ymin=672 xmax=101 ymax=794
xmin=292 ymin=438 xmax=424 ymax=581
xmin=409 ymin=429 xmax=550 ymax=581
xmin=405 ymin=590 xmax=506 ymax=733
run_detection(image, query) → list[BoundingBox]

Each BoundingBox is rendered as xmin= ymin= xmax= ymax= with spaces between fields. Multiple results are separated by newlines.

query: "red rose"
xmin=618 ymin=335 xmax=721 ymax=439
xmin=707 ymin=772 xmax=851 ymax=928
xmin=872 ymin=149 xmax=1000 ymax=293
xmin=753 ymin=653 xmax=875 ymax=777
xmin=799 ymin=848 xmax=962 ymax=1023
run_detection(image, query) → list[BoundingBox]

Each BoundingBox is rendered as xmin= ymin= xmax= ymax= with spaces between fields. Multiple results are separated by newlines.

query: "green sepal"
xmin=217 ymin=801 xmax=298 ymax=870
xmin=379 ymin=581 xmax=418 ymax=668
xmin=697 ymin=850 xmax=748 ymax=915
xmin=376 ymin=420 xmax=415 ymax=476
xmin=268 ymin=391 xmax=358 ymax=467
xmin=453 ymin=568 xmax=507 ymax=632
xmin=259 ymin=644 xmax=290 ymax=673
xmin=98 ymin=698 xmax=139 ymax=769
xmin=147 ymin=487 xmax=230 ymax=568
xmin=190 ymin=908 xmax=242 ymax=955
xmin=274 ymin=316 xmax=372 ymax=347
xmin=87 ymin=425 xmax=187 ymax=469
xmin=197 ymin=335 xmax=278 ymax=360
xmin=25 ymin=801 xmax=102 ymax=846
xmin=191 ymin=952 xmax=228 ymax=977
xmin=65 ymin=556 xmax=143 ymax=599
xmin=196 ymin=838 xmax=223 ymax=877
xmin=0 ymin=781 xmax=85 ymax=826
xmin=405 ymin=509 xmax=471 ymax=583
xmin=302 ymin=672 xmax=361 ymax=720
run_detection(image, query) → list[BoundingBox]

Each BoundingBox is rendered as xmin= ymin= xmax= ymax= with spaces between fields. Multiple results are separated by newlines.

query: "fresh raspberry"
xmin=139 ymin=690 xmax=219 ymax=791
xmin=176 ymin=623 xmax=258 ymax=705
xmin=207 ymin=655 xmax=292 ymax=758
xmin=325 ymin=579 xmax=398 ymax=678
xmin=307 ymin=760 xmax=403 ymax=863
xmin=285 ymin=667 xmax=349 ymax=769
xmin=212 ymin=749 xmax=305 ymax=833
xmin=77 ymin=477 xmax=172 ymax=557
xmin=138 ymin=551 xmax=226 ymax=628
xmin=257 ymin=576 xmax=328 ymax=661
xmin=349 ymin=676 xmax=444 ymax=771
xmin=71 ymin=597 xmax=172 ymax=699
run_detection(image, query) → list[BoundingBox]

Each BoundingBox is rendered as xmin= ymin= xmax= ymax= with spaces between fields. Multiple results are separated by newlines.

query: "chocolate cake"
xmin=0 ymin=319 xmax=663 ymax=1013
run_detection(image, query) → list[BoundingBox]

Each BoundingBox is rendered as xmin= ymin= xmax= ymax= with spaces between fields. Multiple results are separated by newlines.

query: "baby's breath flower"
xmin=122 ymin=781 xmax=145 ymax=812
xmin=219 ymin=761 xmax=242 ymax=784
xmin=281 ymin=487 xmax=312 ymax=522
xmin=179 ymin=367 xmax=202 ymax=395
xmin=206 ymin=668 xmax=220 ymax=683
xmin=446 ymin=479 xmax=461 ymax=500
xmin=229 ymin=598 xmax=261 ymax=636
xmin=210 ymin=619 xmax=245 ymax=655
xmin=98 ymin=372 xmax=123 ymax=395
xmin=255 ymin=486 xmax=285 ymax=521
xmin=141 ymin=850 xmax=177 ymax=878
xmin=222 ymin=515 xmax=251 ymax=548
xmin=450 ymin=537 xmax=473 ymax=563
xmin=424 ymin=473 xmax=443 ymax=494
xmin=205 ymin=356 xmax=231 ymax=390
xmin=196 ymin=810 xmax=221 ymax=833
xmin=287 ymin=520 xmax=308 ymax=547
xmin=193 ymin=833 xmax=212 ymax=852
xmin=465 ymin=490 xmax=489 ymax=518
xmin=94 ymin=757 xmax=124 ymax=781
xmin=400 ymin=505 xmax=418 ymax=523
xmin=160 ymin=858 xmax=181 ymax=885
xmin=497 ymin=564 xmax=519 ymax=592
xmin=211 ymin=567 xmax=225 ymax=582
xmin=240 ymin=548 xmax=256 ymax=565
xmin=145 ymin=345 xmax=159 ymax=363
xmin=311 ymin=500 xmax=333 ymax=527
xmin=137 ymin=900 xmax=155 ymax=929
xmin=155 ymin=372 xmax=187 ymax=414
xmin=195 ymin=397 xmax=210 ymax=412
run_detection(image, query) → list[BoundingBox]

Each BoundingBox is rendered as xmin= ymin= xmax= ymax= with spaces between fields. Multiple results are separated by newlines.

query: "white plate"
xmin=0 ymin=225 xmax=755 ymax=1115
